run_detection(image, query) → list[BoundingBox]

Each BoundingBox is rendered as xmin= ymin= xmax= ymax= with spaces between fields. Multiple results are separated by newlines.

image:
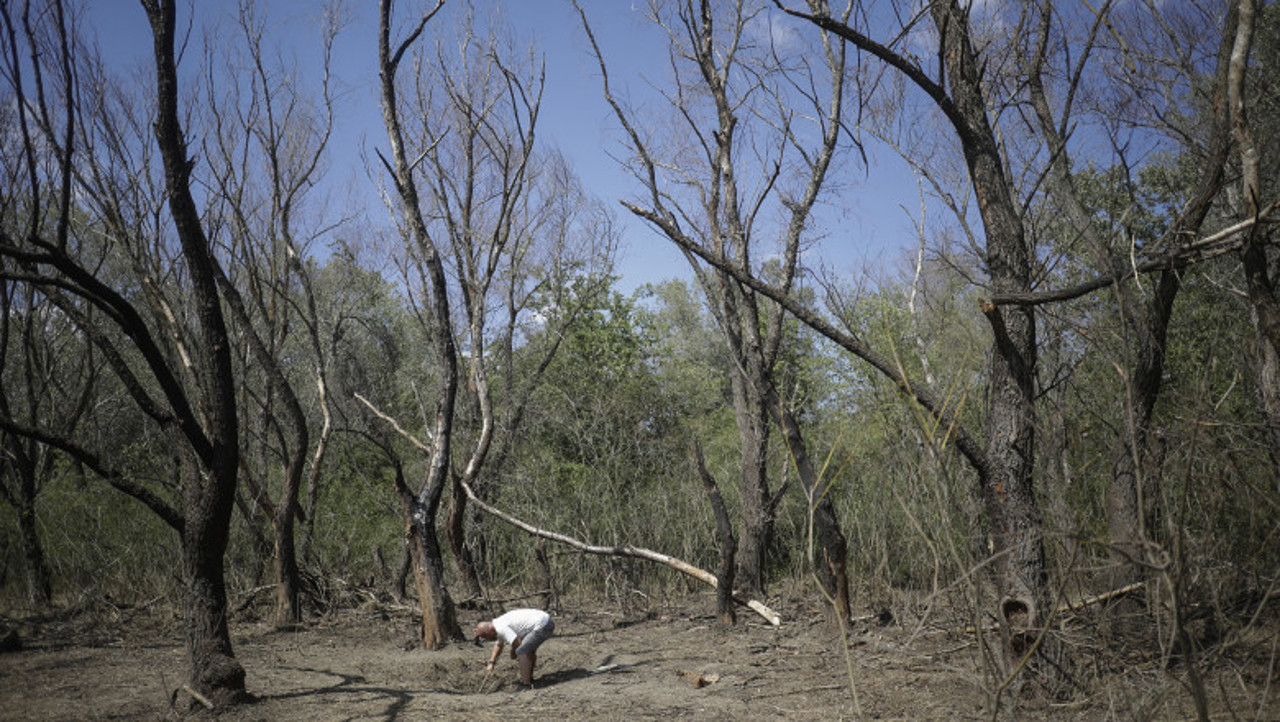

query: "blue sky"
xmin=83 ymin=1 xmax=918 ymax=293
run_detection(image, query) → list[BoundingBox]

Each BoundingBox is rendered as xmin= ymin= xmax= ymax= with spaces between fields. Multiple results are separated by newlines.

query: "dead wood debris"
xmin=676 ymin=669 xmax=721 ymax=688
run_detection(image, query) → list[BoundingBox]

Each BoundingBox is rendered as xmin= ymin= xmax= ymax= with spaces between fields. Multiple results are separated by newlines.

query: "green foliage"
xmin=0 ymin=466 xmax=180 ymax=609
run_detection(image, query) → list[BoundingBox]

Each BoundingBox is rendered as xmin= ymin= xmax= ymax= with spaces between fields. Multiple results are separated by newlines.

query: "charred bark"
xmin=143 ymin=0 xmax=247 ymax=703
xmin=933 ymin=0 xmax=1044 ymax=657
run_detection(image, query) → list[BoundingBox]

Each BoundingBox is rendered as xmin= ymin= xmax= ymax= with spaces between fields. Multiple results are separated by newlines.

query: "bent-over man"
xmin=475 ymin=608 xmax=555 ymax=687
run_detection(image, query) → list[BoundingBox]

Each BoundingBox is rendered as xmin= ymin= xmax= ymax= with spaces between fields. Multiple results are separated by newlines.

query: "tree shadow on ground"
xmin=259 ymin=666 xmax=434 ymax=719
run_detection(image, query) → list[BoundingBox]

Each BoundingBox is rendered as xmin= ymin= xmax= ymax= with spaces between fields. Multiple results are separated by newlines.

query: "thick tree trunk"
xmin=407 ymin=496 xmax=463 ymax=649
xmin=180 ymin=448 xmax=246 ymax=707
xmin=394 ymin=461 xmax=463 ymax=648
xmin=933 ymin=0 xmax=1044 ymax=660
xmin=979 ymin=265 xmax=1043 ymax=664
xmin=273 ymin=505 xmax=302 ymax=627
xmin=730 ymin=373 xmax=773 ymax=596
xmin=145 ymin=0 xmax=248 ymax=703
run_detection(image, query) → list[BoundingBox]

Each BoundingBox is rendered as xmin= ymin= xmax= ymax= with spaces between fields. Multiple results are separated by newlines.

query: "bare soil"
xmin=1 ymin=592 xmax=1275 ymax=721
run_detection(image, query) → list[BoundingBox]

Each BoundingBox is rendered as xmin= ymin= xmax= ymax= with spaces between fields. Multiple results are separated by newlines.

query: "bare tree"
xmin=0 ymin=0 xmax=249 ymax=705
xmin=200 ymin=0 xmax=344 ymax=628
xmin=1019 ymin=0 xmax=1239 ymax=595
xmin=577 ymin=0 xmax=853 ymax=616
xmin=0 ymin=279 xmax=99 ymax=608
xmin=375 ymin=0 xmax=616 ymax=647
xmin=376 ymin=0 xmax=462 ymax=649
xmin=764 ymin=0 xmax=1260 ymax=671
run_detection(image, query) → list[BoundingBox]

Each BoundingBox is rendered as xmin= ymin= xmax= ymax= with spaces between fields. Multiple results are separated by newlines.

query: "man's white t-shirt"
xmin=493 ymin=608 xmax=553 ymax=651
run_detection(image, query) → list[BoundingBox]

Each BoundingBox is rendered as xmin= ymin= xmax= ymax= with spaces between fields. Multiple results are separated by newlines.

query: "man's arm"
xmin=486 ymin=640 xmax=504 ymax=670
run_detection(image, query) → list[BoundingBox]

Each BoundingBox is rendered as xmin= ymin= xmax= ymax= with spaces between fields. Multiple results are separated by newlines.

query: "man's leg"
xmin=518 ymin=652 xmax=536 ymax=685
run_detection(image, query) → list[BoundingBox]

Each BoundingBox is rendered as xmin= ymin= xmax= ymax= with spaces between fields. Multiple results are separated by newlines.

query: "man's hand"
xmin=485 ymin=661 xmax=495 ymax=673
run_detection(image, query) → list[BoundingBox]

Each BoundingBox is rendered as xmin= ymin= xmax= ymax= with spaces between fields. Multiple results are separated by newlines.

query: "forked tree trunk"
xmin=934 ymin=0 xmax=1045 ymax=656
xmin=145 ymin=0 xmax=248 ymax=703
xmin=393 ymin=459 xmax=464 ymax=648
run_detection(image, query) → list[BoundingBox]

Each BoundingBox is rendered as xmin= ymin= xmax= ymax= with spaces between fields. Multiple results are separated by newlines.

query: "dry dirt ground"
xmin=1 ymin=592 xmax=1276 ymax=721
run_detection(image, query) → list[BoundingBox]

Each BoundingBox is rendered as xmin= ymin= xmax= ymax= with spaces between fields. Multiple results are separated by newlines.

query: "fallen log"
xmin=1054 ymin=582 xmax=1146 ymax=614
xmin=459 ymin=479 xmax=781 ymax=626
xmin=355 ymin=393 xmax=780 ymax=626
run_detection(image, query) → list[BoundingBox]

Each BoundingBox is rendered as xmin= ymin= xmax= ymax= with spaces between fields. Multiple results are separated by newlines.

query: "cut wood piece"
xmin=677 ymin=669 xmax=719 ymax=688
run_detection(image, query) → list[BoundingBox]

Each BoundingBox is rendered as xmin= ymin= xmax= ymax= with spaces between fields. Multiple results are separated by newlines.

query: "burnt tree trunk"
xmin=377 ymin=0 xmax=464 ymax=650
xmin=407 ymin=497 xmax=462 ymax=648
xmin=145 ymin=0 xmax=247 ymax=703
xmin=394 ymin=453 xmax=463 ymax=649
xmin=177 ymin=442 xmax=245 ymax=706
xmin=936 ymin=16 xmax=1042 ymax=655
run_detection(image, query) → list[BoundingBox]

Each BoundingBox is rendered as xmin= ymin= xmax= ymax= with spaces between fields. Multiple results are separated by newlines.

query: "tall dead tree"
xmin=0 ymin=0 xmax=250 ymax=705
xmin=143 ymin=0 xmax=247 ymax=703
xmin=376 ymin=0 xmax=463 ymax=649
xmin=577 ymin=0 xmax=853 ymax=616
xmin=1019 ymin=0 xmax=1239 ymax=593
xmin=375 ymin=0 xmax=616 ymax=645
xmin=201 ymin=0 xmax=344 ymax=628
xmin=771 ymin=0 xmax=1260 ymax=668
